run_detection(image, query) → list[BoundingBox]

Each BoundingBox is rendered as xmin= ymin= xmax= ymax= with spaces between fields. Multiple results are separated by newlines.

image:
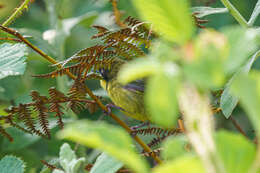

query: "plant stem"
xmin=2 ymin=0 xmax=31 ymax=27
xmin=229 ymin=115 xmax=248 ymax=138
xmin=220 ymin=0 xmax=248 ymax=27
xmin=111 ymin=0 xmax=126 ymax=27
xmin=0 ymin=25 xmax=162 ymax=164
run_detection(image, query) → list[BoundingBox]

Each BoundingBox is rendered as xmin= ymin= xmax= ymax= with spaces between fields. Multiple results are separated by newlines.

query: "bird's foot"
xmin=103 ymin=103 xmax=124 ymax=115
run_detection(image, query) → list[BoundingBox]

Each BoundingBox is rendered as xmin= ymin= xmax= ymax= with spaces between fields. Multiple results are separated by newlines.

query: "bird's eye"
xmin=99 ymin=68 xmax=109 ymax=81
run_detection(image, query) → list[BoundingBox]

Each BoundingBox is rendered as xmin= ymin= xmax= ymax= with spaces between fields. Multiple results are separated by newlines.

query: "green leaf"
xmin=191 ymin=7 xmax=228 ymax=18
xmin=59 ymin=143 xmax=85 ymax=173
xmin=118 ymin=59 xmax=160 ymax=85
xmin=222 ymin=26 xmax=258 ymax=73
xmin=133 ymin=0 xmax=194 ymax=44
xmin=0 ymin=155 xmax=26 ymax=173
xmin=57 ymin=120 xmax=149 ymax=173
xmin=90 ymin=152 xmax=123 ymax=173
xmin=0 ymin=43 xmax=28 ymax=80
xmin=183 ymin=30 xmax=227 ymax=89
xmin=145 ymin=67 xmax=180 ymax=128
xmin=220 ymin=51 xmax=259 ymax=118
xmin=1 ymin=127 xmax=40 ymax=151
xmin=161 ymin=135 xmax=190 ymax=161
xmin=216 ymin=130 xmax=256 ymax=173
xmin=248 ymin=0 xmax=260 ymax=26
xmin=231 ymin=71 xmax=260 ymax=137
xmin=152 ymin=156 xmax=206 ymax=173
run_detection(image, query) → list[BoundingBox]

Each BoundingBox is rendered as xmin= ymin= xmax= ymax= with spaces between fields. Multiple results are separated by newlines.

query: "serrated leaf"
xmin=145 ymin=66 xmax=180 ymax=128
xmin=216 ymin=130 xmax=256 ymax=173
xmin=152 ymin=156 xmax=206 ymax=173
xmin=0 ymin=155 xmax=26 ymax=173
xmin=0 ymin=43 xmax=28 ymax=80
xmin=220 ymin=51 xmax=258 ymax=118
xmin=59 ymin=143 xmax=85 ymax=173
xmin=191 ymin=7 xmax=228 ymax=18
xmin=133 ymin=0 xmax=194 ymax=44
xmin=57 ymin=120 xmax=149 ymax=173
xmin=90 ymin=152 xmax=123 ymax=173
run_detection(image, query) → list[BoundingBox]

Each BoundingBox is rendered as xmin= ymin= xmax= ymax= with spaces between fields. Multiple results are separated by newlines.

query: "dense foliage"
xmin=1 ymin=0 xmax=260 ymax=173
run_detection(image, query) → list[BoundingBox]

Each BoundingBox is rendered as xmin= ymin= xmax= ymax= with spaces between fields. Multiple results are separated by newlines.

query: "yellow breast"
xmin=100 ymin=79 xmax=148 ymax=121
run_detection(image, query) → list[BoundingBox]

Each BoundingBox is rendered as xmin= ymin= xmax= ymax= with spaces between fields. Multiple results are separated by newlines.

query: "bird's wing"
xmin=122 ymin=79 xmax=146 ymax=93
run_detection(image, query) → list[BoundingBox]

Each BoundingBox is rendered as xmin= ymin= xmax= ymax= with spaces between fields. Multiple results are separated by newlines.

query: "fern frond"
xmin=0 ymin=124 xmax=13 ymax=142
xmin=17 ymin=104 xmax=44 ymax=136
xmin=48 ymin=87 xmax=67 ymax=129
xmin=30 ymin=91 xmax=51 ymax=139
xmin=132 ymin=127 xmax=179 ymax=136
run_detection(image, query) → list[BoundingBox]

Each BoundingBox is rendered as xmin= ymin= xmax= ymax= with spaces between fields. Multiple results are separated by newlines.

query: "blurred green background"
xmin=0 ymin=0 xmax=259 ymax=172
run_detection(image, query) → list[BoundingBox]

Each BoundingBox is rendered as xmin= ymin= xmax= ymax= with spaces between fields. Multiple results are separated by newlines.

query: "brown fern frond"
xmin=4 ymin=115 xmax=33 ymax=135
xmin=67 ymin=79 xmax=88 ymax=114
xmin=192 ymin=12 xmax=209 ymax=29
xmin=62 ymin=45 xmax=106 ymax=66
xmin=48 ymin=87 xmax=68 ymax=129
xmin=17 ymin=104 xmax=44 ymax=136
xmin=124 ymin=16 xmax=143 ymax=27
xmin=33 ymin=63 xmax=90 ymax=79
xmin=30 ymin=91 xmax=51 ymax=139
xmin=132 ymin=127 xmax=179 ymax=136
xmin=147 ymin=136 xmax=167 ymax=149
xmin=91 ymin=25 xmax=110 ymax=39
xmin=142 ymin=148 xmax=162 ymax=157
xmin=0 ymin=124 xmax=13 ymax=142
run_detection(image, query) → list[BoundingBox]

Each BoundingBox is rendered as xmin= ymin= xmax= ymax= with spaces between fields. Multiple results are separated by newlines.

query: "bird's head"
xmin=99 ymin=58 xmax=125 ymax=82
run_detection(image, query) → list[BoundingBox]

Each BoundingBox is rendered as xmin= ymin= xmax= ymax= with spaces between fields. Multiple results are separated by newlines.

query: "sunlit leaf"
xmin=153 ymin=156 xmax=206 ymax=173
xmin=57 ymin=120 xmax=149 ymax=173
xmin=161 ymin=135 xmax=191 ymax=161
xmin=145 ymin=67 xmax=180 ymax=128
xmin=183 ymin=30 xmax=227 ymax=89
xmin=118 ymin=58 xmax=159 ymax=85
xmin=216 ymin=130 xmax=256 ymax=173
xmin=133 ymin=0 xmax=194 ymax=44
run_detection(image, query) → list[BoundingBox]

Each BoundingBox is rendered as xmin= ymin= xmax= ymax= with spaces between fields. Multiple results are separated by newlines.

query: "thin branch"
xmin=229 ymin=115 xmax=248 ymax=138
xmin=111 ymin=0 xmax=126 ymax=27
xmin=0 ymin=37 xmax=22 ymax=42
xmin=220 ymin=0 xmax=248 ymax=27
xmin=0 ymin=25 xmax=162 ymax=164
xmin=2 ymin=0 xmax=31 ymax=27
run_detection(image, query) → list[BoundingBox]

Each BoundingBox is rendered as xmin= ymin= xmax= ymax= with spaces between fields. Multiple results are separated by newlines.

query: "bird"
xmin=99 ymin=58 xmax=149 ymax=122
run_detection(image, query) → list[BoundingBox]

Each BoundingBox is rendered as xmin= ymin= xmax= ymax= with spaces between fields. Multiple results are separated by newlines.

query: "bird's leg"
xmin=103 ymin=103 xmax=125 ymax=115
